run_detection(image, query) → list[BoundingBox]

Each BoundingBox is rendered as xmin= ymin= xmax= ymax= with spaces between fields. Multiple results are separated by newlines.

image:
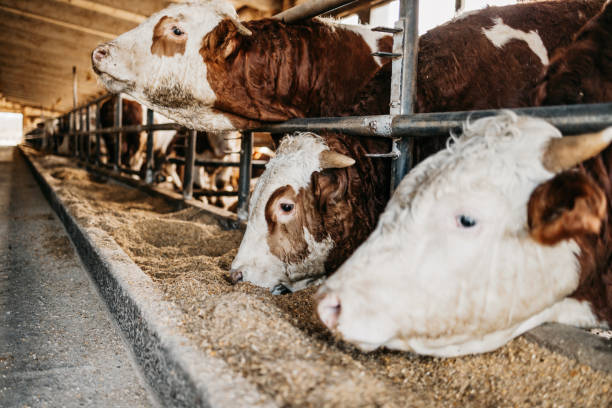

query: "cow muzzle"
xmin=317 ymin=292 xmax=341 ymax=330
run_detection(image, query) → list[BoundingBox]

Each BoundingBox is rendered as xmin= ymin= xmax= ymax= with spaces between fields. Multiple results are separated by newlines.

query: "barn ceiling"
xmin=0 ymin=0 xmax=284 ymax=118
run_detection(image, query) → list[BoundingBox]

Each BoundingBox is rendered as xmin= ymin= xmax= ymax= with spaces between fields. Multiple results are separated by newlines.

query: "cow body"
xmin=317 ymin=113 xmax=612 ymax=356
xmin=533 ymin=0 xmax=612 ymax=106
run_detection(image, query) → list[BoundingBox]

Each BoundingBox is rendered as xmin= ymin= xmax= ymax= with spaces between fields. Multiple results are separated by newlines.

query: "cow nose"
xmin=317 ymin=293 xmax=341 ymax=330
xmin=92 ymin=44 xmax=110 ymax=63
xmin=229 ymin=269 xmax=243 ymax=284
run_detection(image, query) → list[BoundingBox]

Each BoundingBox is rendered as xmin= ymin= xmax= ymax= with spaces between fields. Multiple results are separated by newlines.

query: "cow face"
xmin=230 ymin=133 xmax=354 ymax=293
xmin=92 ymin=0 xmax=250 ymax=131
xmin=317 ymin=113 xmax=612 ymax=356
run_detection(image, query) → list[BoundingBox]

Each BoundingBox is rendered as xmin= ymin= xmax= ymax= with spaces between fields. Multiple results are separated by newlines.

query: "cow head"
xmin=91 ymin=0 xmax=252 ymax=131
xmin=317 ymin=112 xmax=612 ymax=357
xmin=230 ymin=133 xmax=355 ymax=293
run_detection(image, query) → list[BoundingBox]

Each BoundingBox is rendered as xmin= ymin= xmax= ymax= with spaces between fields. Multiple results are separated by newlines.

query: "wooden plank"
xmin=87 ymin=0 xmax=172 ymax=17
xmin=0 ymin=10 xmax=108 ymax=45
xmin=0 ymin=2 xmax=117 ymax=39
xmin=53 ymin=0 xmax=146 ymax=23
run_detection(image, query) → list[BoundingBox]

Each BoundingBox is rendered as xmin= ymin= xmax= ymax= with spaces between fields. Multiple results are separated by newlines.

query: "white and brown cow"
xmin=317 ymin=112 xmax=612 ymax=357
xmin=91 ymin=0 xmax=392 ymax=131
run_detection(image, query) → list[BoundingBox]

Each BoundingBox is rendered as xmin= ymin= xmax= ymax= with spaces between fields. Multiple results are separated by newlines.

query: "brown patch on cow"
xmin=264 ymin=185 xmax=320 ymax=265
xmin=200 ymin=18 xmax=390 ymax=123
xmin=532 ymin=1 xmax=612 ymax=106
xmin=151 ymin=16 xmax=187 ymax=57
xmin=528 ymin=171 xmax=606 ymax=245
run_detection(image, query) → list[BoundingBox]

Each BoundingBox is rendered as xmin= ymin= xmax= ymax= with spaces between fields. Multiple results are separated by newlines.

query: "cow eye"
xmin=457 ymin=214 xmax=477 ymax=228
xmin=172 ymin=27 xmax=184 ymax=36
xmin=280 ymin=203 xmax=294 ymax=213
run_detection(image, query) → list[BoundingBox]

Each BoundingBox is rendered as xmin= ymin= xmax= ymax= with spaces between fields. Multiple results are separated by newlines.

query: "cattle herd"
xmin=27 ymin=0 xmax=612 ymax=357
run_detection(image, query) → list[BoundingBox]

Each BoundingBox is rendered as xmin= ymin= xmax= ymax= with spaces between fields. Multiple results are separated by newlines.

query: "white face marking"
xmin=318 ymin=113 xmax=602 ymax=356
xmin=93 ymin=0 xmax=241 ymax=131
xmin=482 ymin=17 xmax=549 ymax=66
xmin=231 ymin=133 xmax=333 ymax=291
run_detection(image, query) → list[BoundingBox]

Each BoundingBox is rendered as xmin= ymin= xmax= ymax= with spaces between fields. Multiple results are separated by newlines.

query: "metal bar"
xmin=183 ymin=129 xmax=197 ymax=200
xmin=145 ymin=109 xmax=155 ymax=184
xmin=85 ymin=106 xmax=90 ymax=162
xmin=72 ymin=66 xmax=78 ymax=109
xmin=114 ymin=94 xmax=122 ymax=170
xmin=168 ymin=157 xmax=267 ymax=168
xmin=78 ymin=108 xmax=84 ymax=160
xmin=389 ymin=0 xmax=419 ymax=190
xmin=253 ymin=103 xmax=612 ymax=137
xmin=87 ymin=123 xmax=184 ymax=134
xmin=193 ymin=190 xmax=239 ymax=198
xmin=95 ymin=101 xmax=102 ymax=166
xmin=71 ymin=112 xmax=77 ymax=158
xmin=236 ymin=132 xmax=253 ymax=222
xmin=274 ymin=0 xmax=358 ymax=23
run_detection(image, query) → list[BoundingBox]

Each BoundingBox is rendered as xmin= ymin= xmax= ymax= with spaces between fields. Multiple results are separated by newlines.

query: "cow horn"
xmin=228 ymin=15 xmax=252 ymax=36
xmin=542 ymin=128 xmax=612 ymax=173
xmin=319 ymin=150 xmax=355 ymax=169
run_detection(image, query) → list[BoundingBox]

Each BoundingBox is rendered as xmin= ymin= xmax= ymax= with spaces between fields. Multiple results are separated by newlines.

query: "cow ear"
xmin=528 ymin=171 xmax=607 ymax=245
xmin=200 ymin=20 xmax=241 ymax=61
xmin=311 ymin=169 xmax=349 ymax=214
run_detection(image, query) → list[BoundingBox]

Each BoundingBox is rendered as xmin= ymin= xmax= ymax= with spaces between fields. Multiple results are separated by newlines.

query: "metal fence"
xmin=30 ymin=0 xmax=612 ymax=224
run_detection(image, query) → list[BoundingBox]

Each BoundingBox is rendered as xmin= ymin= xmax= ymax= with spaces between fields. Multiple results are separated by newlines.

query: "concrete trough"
xmin=19 ymin=147 xmax=612 ymax=407
xmin=20 ymin=147 xmax=274 ymax=408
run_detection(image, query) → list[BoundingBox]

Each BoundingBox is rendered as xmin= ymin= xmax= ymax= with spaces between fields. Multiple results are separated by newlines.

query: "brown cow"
xmin=533 ymin=0 xmax=612 ymax=106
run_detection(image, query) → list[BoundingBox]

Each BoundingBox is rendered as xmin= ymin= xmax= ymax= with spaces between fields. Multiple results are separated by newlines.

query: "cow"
xmin=229 ymin=0 xmax=606 ymax=293
xmin=99 ymin=97 xmax=143 ymax=167
xmin=532 ymin=0 xmax=612 ymax=106
xmin=91 ymin=0 xmax=393 ymax=131
xmin=91 ymin=0 xmax=605 ymax=293
xmin=316 ymin=112 xmax=612 ymax=357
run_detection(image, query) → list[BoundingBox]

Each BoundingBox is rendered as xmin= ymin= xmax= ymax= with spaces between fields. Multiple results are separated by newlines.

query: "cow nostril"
xmin=317 ymin=293 xmax=341 ymax=330
xmin=229 ymin=269 xmax=243 ymax=284
xmin=93 ymin=46 xmax=109 ymax=63
xmin=271 ymin=284 xmax=291 ymax=295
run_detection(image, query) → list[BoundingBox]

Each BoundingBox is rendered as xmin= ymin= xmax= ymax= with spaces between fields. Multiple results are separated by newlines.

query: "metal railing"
xmin=42 ymin=93 xmax=259 ymax=218
xmin=31 ymin=0 xmax=612 ymax=224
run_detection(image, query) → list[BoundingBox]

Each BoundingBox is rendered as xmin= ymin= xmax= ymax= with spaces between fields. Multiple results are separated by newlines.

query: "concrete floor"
xmin=0 ymin=147 xmax=157 ymax=408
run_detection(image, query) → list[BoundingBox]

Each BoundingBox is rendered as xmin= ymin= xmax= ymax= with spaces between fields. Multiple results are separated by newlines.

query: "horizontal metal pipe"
xmin=192 ymin=190 xmax=239 ymax=197
xmin=255 ymin=103 xmax=612 ymax=137
xmin=168 ymin=157 xmax=267 ymax=168
xmin=274 ymin=0 xmax=358 ymax=23
xmin=79 ymin=123 xmax=184 ymax=135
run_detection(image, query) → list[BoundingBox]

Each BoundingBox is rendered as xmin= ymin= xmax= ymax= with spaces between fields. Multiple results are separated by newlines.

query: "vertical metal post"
xmin=145 ymin=109 xmax=155 ymax=184
xmin=389 ymin=0 xmax=419 ymax=190
xmin=72 ymin=66 xmax=78 ymax=109
xmin=114 ymin=94 xmax=122 ymax=170
xmin=85 ymin=106 xmax=91 ymax=162
xmin=183 ymin=129 xmax=197 ymax=200
xmin=95 ymin=102 xmax=102 ymax=166
xmin=79 ymin=108 xmax=84 ymax=161
xmin=71 ymin=111 xmax=77 ymax=158
xmin=236 ymin=131 xmax=253 ymax=222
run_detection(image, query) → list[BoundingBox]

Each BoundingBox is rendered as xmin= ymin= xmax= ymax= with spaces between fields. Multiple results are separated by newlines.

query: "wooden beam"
xmin=87 ymin=0 xmax=172 ymax=17
xmin=0 ymin=2 xmax=116 ymax=39
xmin=0 ymin=10 xmax=108 ymax=45
xmin=53 ymin=0 xmax=146 ymax=23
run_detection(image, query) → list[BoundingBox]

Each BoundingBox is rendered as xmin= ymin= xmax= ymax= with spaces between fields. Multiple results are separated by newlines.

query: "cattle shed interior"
xmin=2 ymin=0 xmax=612 ymax=407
